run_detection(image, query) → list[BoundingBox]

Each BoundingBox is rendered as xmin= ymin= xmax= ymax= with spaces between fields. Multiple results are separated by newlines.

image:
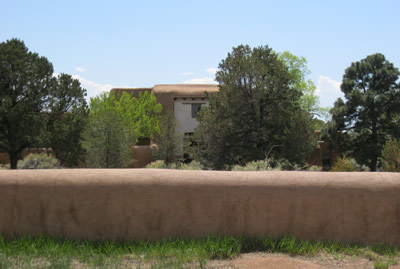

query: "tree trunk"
xmin=370 ymin=156 xmax=377 ymax=172
xmin=9 ymin=152 xmax=18 ymax=169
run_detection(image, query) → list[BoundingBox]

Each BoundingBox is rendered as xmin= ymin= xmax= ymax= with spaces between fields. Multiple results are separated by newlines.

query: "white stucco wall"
xmin=173 ymin=97 xmax=209 ymax=138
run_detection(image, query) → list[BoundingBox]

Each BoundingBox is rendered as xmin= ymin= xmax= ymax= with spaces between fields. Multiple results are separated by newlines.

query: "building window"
xmin=191 ymin=104 xmax=202 ymax=118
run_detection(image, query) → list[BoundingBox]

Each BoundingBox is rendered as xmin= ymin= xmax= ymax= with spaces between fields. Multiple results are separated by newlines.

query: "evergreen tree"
xmin=324 ymin=53 xmax=400 ymax=171
xmin=153 ymin=111 xmax=182 ymax=167
xmin=192 ymin=45 xmax=316 ymax=170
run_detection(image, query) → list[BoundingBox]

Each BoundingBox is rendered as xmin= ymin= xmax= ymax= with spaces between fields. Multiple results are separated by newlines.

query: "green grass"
xmin=0 ymin=235 xmax=398 ymax=268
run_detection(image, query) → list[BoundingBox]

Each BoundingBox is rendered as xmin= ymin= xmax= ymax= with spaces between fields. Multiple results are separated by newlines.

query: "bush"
xmin=330 ymin=156 xmax=358 ymax=172
xmin=232 ymin=158 xmax=300 ymax=171
xmin=145 ymin=160 xmax=170 ymax=169
xmin=0 ymin=164 xmax=10 ymax=170
xmin=17 ymin=153 xmax=61 ymax=169
xmin=380 ymin=137 xmax=400 ymax=172
xmin=145 ymin=160 xmax=204 ymax=170
xmin=307 ymin=165 xmax=322 ymax=171
xmin=179 ymin=160 xmax=203 ymax=170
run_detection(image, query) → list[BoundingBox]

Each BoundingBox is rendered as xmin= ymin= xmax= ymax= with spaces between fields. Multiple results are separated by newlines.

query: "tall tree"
xmin=44 ymin=74 xmax=88 ymax=167
xmin=192 ymin=45 xmax=316 ymax=170
xmin=0 ymin=39 xmax=53 ymax=169
xmin=325 ymin=53 xmax=400 ymax=171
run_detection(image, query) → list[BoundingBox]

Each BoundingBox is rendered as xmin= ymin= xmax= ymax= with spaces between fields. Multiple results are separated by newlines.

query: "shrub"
xmin=307 ymin=165 xmax=322 ymax=171
xmin=232 ymin=158 xmax=300 ymax=171
xmin=380 ymin=137 xmax=400 ymax=172
xmin=145 ymin=160 xmax=170 ymax=169
xmin=330 ymin=156 xmax=358 ymax=172
xmin=179 ymin=160 xmax=203 ymax=170
xmin=0 ymin=164 xmax=10 ymax=170
xmin=145 ymin=160 xmax=204 ymax=170
xmin=17 ymin=153 xmax=61 ymax=169
xmin=232 ymin=160 xmax=273 ymax=171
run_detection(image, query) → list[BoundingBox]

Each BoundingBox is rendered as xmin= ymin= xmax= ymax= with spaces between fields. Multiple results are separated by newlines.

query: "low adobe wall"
xmin=0 ymin=169 xmax=399 ymax=245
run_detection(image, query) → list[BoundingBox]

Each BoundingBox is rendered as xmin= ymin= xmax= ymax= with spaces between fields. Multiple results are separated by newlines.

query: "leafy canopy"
xmin=83 ymin=91 xmax=162 ymax=168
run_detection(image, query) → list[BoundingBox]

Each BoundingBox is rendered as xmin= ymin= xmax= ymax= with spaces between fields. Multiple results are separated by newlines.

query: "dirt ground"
xmin=204 ymin=252 xmax=400 ymax=269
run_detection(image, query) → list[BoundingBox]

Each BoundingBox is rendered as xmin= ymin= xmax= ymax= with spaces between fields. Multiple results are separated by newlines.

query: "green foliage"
xmin=0 ymin=39 xmax=53 ymax=169
xmin=0 ymin=235 xmax=397 ymax=268
xmin=192 ymin=45 xmax=316 ymax=170
xmin=279 ymin=51 xmax=320 ymax=116
xmin=152 ymin=111 xmax=182 ymax=167
xmin=380 ymin=137 xmax=400 ymax=172
xmin=307 ymin=165 xmax=322 ymax=171
xmin=145 ymin=160 xmax=203 ymax=170
xmin=17 ymin=153 xmax=61 ymax=169
xmin=145 ymin=160 xmax=168 ymax=168
xmin=0 ymin=39 xmax=88 ymax=169
xmin=114 ymin=91 xmax=162 ymax=139
xmin=179 ymin=160 xmax=203 ymax=170
xmin=330 ymin=156 xmax=358 ymax=172
xmin=324 ymin=53 xmax=400 ymax=171
xmin=232 ymin=157 xmax=300 ymax=171
xmin=43 ymin=74 xmax=88 ymax=167
xmin=83 ymin=92 xmax=161 ymax=168
xmin=83 ymin=93 xmax=133 ymax=168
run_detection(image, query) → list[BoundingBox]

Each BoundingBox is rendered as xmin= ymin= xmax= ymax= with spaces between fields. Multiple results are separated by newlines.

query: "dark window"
xmin=191 ymin=104 xmax=202 ymax=118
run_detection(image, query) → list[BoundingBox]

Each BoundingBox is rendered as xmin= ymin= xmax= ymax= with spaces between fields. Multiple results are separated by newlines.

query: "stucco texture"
xmin=0 ymin=169 xmax=399 ymax=245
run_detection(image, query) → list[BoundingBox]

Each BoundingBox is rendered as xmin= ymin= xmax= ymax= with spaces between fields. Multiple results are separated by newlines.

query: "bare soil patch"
xmin=205 ymin=252 xmax=394 ymax=269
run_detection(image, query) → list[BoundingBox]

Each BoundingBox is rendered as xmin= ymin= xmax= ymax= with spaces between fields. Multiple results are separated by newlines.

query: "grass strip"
xmin=0 ymin=235 xmax=398 ymax=268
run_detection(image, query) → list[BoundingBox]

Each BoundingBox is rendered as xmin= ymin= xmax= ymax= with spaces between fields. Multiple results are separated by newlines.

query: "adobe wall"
xmin=131 ymin=145 xmax=156 ymax=168
xmin=0 ymin=169 xmax=399 ymax=245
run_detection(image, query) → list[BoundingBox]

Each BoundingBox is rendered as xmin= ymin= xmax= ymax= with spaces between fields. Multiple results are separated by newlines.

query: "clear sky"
xmin=1 ymin=0 xmax=399 ymax=108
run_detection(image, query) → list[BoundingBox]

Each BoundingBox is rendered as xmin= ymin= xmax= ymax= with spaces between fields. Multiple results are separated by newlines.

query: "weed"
xmin=0 ymin=235 xmax=398 ymax=268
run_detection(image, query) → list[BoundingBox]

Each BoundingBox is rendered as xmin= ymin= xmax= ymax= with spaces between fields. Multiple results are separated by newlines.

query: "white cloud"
xmin=316 ymin=75 xmax=344 ymax=108
xmin=205 ymin=67 xmax=217 ymax=74
xmin=180 ymin=71 xmax=194 ymax=76
xmin=75 ymin=67 xmax=87 ymax=72
xmin=183 ymin=77 xmax=216 ymax=84
xmin=72 ymin=74 xmax=117 ymax=101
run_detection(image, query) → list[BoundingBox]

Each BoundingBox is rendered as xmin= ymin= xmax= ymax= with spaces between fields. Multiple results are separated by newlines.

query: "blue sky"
xmin=1 ymin=0 xmax=399 ymax=108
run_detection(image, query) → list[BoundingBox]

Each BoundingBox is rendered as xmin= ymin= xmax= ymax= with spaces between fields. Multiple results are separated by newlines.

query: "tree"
xmin=325 ymin=53 xmax=400 ymax=171
xmin=43 ymin=74 xmax=88 ymax=167
xmin=192 ymin=45 xmax=316 ymax=170
xmin=0 ymin=39 xmax=54 ymax=169
xmin=152 ymin=111 xmax=182 ymax=167
xmin=83 ymin=91 xmax=161 ymax=168
xmin=380 ymin=137 xmax=400 ymax=172
xmin=0 ymin=39 xmax=89 ymax=169
xmin=279 ymin=51 xmax=320 ymax=115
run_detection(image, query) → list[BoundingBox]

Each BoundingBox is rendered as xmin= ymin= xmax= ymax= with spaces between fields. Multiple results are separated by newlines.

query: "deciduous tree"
xmin=83 ymin=91 xmax=161 ymax=168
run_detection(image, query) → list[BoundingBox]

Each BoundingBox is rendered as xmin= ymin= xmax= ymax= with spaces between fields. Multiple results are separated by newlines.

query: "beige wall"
xmin=174 ymin=97 xmax=209 ymax=137
xmin=0 ymin=169 xmax=399 ymax=245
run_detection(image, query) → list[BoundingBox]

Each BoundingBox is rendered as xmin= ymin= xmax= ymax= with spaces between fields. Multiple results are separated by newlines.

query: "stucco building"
xmin=112 ymin=84 xmax=219 ymax=139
